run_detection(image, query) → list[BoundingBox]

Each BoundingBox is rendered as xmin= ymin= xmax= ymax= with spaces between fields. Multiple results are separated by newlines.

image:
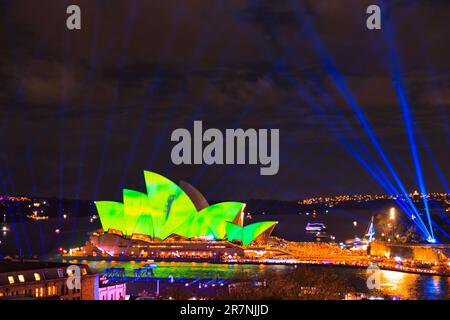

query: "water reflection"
xmin=80 ymin=260 xmax=449 ymax=300
xmin=379 ymin=270 xmax=418 ymax=299
xmin=2 ymin=217 xmax=447 ymax=300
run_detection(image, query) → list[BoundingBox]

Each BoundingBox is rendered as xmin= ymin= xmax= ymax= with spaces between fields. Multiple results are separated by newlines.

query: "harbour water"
xmin=1 ymin=217 xmax=449 ymax=300
xmin=61 ymin=259 xmax=450 ymax=300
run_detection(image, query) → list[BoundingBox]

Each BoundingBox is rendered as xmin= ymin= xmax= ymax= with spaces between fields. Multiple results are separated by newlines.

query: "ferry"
xmin=27 ymin=214 xmax=49 ymax=221
xmin=143 ymin=259 xmax=157 ymax=268
xmin=305 ymin=223 xmax=327 ymax=232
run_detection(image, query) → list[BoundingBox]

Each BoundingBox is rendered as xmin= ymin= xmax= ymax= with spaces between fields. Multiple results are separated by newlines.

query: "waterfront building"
xmin=370 ymin=241 xmax=450 ymax=262
xmin=72 ymin=171 xmax=279 ymax=260
xmin=98 ymin=279 xmax=126 ymax=300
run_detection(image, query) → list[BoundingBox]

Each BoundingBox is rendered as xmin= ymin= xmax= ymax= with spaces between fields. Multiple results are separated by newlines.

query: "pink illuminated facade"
xmin=98 ymin=283 xmax=126 ymax=300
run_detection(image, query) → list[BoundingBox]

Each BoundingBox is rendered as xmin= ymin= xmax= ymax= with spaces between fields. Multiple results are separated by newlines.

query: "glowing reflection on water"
xmin=361 ymin=269 xmax=448 ymax=300
xmin=82 ymin=261 xmax=449 ymax=299
xmin=86 ymin=260 xmax=290 ymax=280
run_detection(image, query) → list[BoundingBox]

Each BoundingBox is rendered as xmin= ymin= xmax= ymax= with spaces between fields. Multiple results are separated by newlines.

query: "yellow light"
xmin=18 ymin=275 xmax=25 ymax=283
xmin=7 ymin=276 xmax=14 ymax=284
xmin=389 ymin=207 xmax=396 ymax=220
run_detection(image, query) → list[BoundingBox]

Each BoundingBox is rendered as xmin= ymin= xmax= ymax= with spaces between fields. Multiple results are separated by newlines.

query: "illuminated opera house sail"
xmin=95 ymin=171 xmax=277 ymax=246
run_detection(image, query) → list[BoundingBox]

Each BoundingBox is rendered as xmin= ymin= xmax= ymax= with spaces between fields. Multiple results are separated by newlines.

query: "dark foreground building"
xmin=0 ymin=259 xmax=98 ymax=300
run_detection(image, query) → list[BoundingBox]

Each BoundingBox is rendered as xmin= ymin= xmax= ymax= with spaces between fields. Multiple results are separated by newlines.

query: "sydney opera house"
xmin=80 ymin=171 xmax=279 ymax=261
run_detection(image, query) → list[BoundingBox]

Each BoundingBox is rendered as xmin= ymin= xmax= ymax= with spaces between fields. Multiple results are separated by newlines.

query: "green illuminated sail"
xmin=123 ymin=189 xmax=154 ymax=236
xmin=174 ymin=202 xmax=245 ymax=239
xmin=226 ymin=221 xmax=277 ymax=246
xmin=179 ymin=180 xmax=210 ymax=211
xmin=95 ymin=171 xmax=277 ymax=242
xmin=143 ymin=171 xmax=197 ymax=239
xmin=96 ymin=201 xmax=125 ymax=233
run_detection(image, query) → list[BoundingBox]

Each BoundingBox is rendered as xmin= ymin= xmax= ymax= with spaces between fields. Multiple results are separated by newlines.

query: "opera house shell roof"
xmin=95 ymin=171 xmax=277 ymax=245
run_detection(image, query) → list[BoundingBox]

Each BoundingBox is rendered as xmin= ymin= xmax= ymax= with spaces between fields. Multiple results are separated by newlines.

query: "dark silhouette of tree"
xmin=375 ymin=211 xmax=420 ymax=243
xmin=216 ymin=267 xmax=353 ymax=300
xmin=164 ymin=285 xmax=192 ymax=300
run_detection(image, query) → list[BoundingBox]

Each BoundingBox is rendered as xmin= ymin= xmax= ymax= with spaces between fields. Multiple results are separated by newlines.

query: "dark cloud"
xmin=0 ymin=0 xmax=449 ymax=201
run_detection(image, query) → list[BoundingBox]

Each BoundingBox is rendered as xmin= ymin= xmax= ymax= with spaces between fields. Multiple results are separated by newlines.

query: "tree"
xmin=164 ymin=285 xmax=192 ymax=300
xmin=216 ymin=267 xmax=353 ymax=300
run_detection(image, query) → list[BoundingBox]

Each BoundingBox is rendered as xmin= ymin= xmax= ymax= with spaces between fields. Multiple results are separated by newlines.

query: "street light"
xmin=389 ymin=207 xmax=396 ymax=220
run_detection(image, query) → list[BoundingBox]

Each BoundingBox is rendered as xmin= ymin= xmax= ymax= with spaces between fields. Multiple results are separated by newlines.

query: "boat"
xmin=143 ymin=260 xmax=157 ymax=268
xmin=27 ymin=215 xmax=49 ymax=221
xmin=305 ymin=223 xmax=327 ymax=232
xmin=315 ymin=232 xmax=335 ymax=241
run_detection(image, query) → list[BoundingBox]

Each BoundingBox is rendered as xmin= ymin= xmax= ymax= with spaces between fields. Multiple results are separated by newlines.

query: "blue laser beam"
xmin=382 ymin=7 xmax=434 ymax=241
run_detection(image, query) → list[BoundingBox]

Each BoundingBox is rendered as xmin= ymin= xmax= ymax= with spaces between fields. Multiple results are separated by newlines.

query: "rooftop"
xmin=0 ymin=259 xmax=94 ymax=287
xmin=0 ymin=260 xmax=76 ymax=274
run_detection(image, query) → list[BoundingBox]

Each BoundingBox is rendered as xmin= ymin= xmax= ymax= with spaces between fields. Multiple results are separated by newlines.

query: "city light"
xmin=390 ymin=207 xmax=396 ymax=220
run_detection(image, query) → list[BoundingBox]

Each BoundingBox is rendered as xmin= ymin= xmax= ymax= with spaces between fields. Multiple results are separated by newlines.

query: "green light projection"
xmin=173 ymin=202 xmax=244 ymax=239
xmin=95 ymin=201 xmax=125 ymax=233
xmin=226 ymin=221 xmax=278 ymax=246
xmin=143 ymin=171 xmax=198 ymax=239
xmin=123 ymin=189 xmax=154 ymax=236
xmin=96 ymin=171 xmax=277 ymax=244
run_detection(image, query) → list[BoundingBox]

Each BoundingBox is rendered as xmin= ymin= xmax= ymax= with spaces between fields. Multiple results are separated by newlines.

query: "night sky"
xmin=0 ymin=0 xmax=449 ymax=201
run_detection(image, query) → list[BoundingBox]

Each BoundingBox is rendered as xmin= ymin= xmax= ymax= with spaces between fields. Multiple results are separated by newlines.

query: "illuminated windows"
xmin=7 ymin=276 xmax=14 ymax=284
xmin=47 ymin=286 xmax=57 ymax=296
xmin=33 ymin=287 xmax=44 ymax=298
xmin=18 ymin=275 xmax=25 ymax=283
xmin=34 ymin=273 xmax=41 ymax=281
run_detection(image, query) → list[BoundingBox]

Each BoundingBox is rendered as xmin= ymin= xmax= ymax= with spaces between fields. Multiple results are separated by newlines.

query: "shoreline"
xmin=61 ymin=255 xmax=449 ymax=277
